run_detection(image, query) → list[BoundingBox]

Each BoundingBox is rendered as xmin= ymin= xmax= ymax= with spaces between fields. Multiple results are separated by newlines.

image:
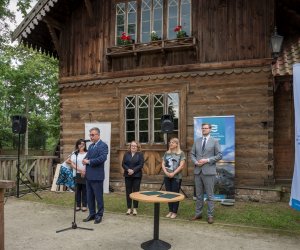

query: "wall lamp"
xmin=270 ymin=26 xmax=284 ymax=60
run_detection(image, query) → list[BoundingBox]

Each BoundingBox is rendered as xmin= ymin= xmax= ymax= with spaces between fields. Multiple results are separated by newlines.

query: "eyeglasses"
xmin=89 ymin=134 xmax=98 ymax=137
xmin=202 ymin=128 xmax=210 ymax=130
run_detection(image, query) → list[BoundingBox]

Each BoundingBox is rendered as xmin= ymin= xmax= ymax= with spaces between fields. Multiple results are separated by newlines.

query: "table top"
xmin=0 ymin=180 xmax=15 ymax=189
xmin=130 ymin=191 xmax=185 ymax=203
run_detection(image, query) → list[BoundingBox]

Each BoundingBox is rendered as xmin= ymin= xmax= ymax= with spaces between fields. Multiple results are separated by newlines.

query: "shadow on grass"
xmin=20 ymin=190 xmax=300 ymax=233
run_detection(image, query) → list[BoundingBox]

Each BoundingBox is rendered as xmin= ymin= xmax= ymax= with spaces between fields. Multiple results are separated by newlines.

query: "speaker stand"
xmin=15 ymin=133 xmax=42 ymax=200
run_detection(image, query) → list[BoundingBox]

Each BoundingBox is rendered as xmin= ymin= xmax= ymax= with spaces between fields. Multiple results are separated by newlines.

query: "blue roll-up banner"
xmin=290 ymin=63 xmax=300 ymax=211
xmin=194 ymin=116 xmax=235 ymax=200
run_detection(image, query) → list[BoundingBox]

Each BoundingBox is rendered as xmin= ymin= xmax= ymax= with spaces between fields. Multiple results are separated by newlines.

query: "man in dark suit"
xmin=82 ymin=127 xmax=108 ymax=224
xmin=190 ymin=123 xmax=222 ymax=224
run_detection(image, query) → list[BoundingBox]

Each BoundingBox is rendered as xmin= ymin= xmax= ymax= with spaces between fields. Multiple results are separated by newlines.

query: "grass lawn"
xmin=20 ymin=190 xmax=300 ymax=234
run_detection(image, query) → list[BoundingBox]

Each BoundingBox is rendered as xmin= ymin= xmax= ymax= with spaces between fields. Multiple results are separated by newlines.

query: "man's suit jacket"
xmin=85 ymin=140 xmax=108 ymax=181
xmin=190 ymin=136 xmax=222 ymax=175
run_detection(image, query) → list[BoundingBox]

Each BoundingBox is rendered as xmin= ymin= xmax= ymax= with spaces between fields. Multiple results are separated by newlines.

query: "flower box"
xmin=164 ymin=37 xmax=196 ymax=48
xmin=106 ymin=45 xmax=134 ymax=56
xmin=106 ymin=37 xmax=197 ymax=58
xmin=135 ymin=40 xmax=163 ymax=52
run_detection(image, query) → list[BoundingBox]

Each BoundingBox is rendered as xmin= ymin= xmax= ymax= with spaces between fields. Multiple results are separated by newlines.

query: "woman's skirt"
xmin=56 ymin=166 xmax=75 ymax=188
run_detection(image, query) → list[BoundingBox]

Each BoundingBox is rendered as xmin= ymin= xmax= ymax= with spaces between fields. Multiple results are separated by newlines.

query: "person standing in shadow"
xmin=82 ymin=127 xmax=108 ymax=224
xmin=122 ymin=141 xmax=144 ymax=216
xmin=161 ymin=138 xmax=186 ymax=219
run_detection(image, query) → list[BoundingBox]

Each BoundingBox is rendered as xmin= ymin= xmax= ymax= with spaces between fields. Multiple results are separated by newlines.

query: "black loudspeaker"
xmin=12 ymin=115 xmax=27 ymax=134
xmin=161 ymin=114 xmax=174 ymax=133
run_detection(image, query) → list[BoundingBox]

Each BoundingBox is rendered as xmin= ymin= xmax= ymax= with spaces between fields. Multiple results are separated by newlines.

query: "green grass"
xmin=20 ymin=190 xmax=300 ymax=233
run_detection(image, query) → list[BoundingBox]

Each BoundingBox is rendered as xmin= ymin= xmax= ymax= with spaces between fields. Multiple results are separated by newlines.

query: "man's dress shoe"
xmin=94 ymin=216 xmax=102 ymax=224
xmin=190 ymin=215 xmax=202 ymax=221
xmin=83 ymin=215 xmax=95 ymax=222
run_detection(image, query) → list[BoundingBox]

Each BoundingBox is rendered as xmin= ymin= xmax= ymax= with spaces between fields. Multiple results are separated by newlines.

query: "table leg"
xmin=141 ymin=203 xmax=171 ymax=250
xmin=0 ymin=189 xmax=4 ymax=250
xmin=154 ymin=202 xmax=159 ymax=239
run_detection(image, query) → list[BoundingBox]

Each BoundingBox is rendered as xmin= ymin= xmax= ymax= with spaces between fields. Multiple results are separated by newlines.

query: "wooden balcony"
xmin=106 ymin=37 xmax=198 ymax=69
xmin=107 ymin=37 xmax=197 ymax=56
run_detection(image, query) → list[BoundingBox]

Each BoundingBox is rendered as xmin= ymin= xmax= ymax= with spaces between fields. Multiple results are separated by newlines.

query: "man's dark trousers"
xmin=86 ymin=179 xmax=104 ymax=218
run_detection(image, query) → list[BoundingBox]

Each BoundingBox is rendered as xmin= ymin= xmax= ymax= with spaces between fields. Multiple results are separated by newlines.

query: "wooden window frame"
xmin=114 ymin=0 xmax=191 ymax=44
xmin=115 ymin=1 xmax=138 ymax=44
xmin=119 ymin=83 xmax=187 ymax=148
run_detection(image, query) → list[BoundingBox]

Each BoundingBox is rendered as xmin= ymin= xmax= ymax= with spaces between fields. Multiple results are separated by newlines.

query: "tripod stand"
xmin=56 ymin=150 xmax=93 ymax=233
xmin=16 ymin=133 xmax=42 ymax=199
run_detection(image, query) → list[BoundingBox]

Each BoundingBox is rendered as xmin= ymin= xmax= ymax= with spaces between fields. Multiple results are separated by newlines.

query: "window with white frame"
xmin=141 ymin=0 xmax=163 ymax=43
xmin=115 ymin=0 xmax=191 ymax=44
xmin=125 ymin=93 xmax=179 ymax=144
xmin=116 ymin=1 xmax=137 ymax=44
xmin=168 ymin=0 xmax=191 ymax=39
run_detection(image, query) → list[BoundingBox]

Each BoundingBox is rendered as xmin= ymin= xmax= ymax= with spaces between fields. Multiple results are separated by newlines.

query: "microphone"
xmin=83 ymin=139 xmax=90 ymax=143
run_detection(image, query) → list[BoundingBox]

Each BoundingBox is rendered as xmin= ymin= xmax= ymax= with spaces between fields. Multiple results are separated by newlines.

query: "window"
xmin=115 ymin=0 xmax=191 ymax=44
xmin=116 ymin=1 xmax=137 ymax=44
xmin=168 ymin=0 xmax=191 ymax=39
xmin=141 ymin=0 xmax=163 ymax=43
xmin=125 ymin=93 xmax=179 ymax=143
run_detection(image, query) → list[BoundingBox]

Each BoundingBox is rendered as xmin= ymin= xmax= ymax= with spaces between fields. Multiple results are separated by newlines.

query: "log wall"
xmin=60 ymin=64 xmax=273 ymax=186
xmin=273 ymin=80 xmax=295 ymax=181
xmin=59 ymin=0 xmax=274 ymax=77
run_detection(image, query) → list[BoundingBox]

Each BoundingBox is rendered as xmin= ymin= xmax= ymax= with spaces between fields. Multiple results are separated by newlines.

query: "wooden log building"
xmin=12 ymin=0 xmax=300 ymax=192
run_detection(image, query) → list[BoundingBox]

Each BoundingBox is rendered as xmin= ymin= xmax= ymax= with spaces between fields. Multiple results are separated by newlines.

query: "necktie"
xmin=202 ymin=137 xmax=206 ymax=152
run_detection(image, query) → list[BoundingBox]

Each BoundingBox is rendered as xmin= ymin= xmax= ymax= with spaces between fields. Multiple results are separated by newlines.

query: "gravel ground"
xmin=4 ymin=198 xmax=300 ymax=250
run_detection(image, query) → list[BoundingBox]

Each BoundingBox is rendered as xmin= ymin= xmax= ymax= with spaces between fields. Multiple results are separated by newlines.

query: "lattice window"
xmin=125 ymin=93 xmax=179 ymax=144
xmin=141 ymin=0 xmax=163 ymax=43
xmin=125 ymin=96 xmax=136 ymax=143
xmin=138 ymin=95 xmax=149 ymax=143
xmin=115 ymin=0 xmax=191 ymax=44
xmin=115 ymin=1 xmax=137 ymax=44
xmin=168 ymin=0 xmax=191 ymax=39
xmin=128 ymin=1 xmax=137 ymax=42
xmin=153 ymin=94 xmax=164 ymax=142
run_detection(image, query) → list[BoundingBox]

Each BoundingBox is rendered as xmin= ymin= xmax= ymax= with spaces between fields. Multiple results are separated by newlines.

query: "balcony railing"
xmin=106 ymin=37 xmax=197 ymax=57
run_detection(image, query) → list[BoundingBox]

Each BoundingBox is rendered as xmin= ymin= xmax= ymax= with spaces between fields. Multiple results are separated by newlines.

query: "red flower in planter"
xmin=119 ymin=32 xmax=132 ymax=45
xmin=174 ymin=25 xmax=187 ymax=38
xmin=174 ymin=25 xmax=182 ymax=32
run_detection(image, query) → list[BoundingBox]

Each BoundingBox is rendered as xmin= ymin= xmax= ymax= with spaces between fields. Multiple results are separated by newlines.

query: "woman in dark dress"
xmin=122 ymin=141 xmax=144 ymax=215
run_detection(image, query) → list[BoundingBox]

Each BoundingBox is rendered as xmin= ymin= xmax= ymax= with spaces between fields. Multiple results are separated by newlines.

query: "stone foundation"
xmin=110 ymin=180 xmax=291 ymax=202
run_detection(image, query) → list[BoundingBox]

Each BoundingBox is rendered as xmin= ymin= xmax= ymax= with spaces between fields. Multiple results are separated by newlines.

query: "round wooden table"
xmin=130 ymin=191 xmax=185 ymax=250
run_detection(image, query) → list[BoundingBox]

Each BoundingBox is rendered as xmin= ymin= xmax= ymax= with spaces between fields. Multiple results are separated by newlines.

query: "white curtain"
xmin=290 ymin=63 xmax=300 ymax=211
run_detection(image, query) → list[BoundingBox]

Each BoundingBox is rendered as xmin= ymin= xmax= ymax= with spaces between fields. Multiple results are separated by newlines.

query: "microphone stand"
xmin=56 ymin=150 xmax=93 ymax=233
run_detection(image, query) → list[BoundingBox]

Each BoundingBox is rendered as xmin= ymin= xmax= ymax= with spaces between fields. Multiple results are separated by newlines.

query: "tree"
xmin=0 ymin=0 xmax=34 ymax=46
xmin=0 ymin=0 xmax=59 ymax=152
xmin=0 ymin=45 xmax=59 ymax=151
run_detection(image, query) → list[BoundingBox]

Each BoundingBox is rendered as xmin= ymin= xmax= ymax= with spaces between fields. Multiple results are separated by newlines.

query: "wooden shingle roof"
xmin=272 ymin=38 xmax=300 ymax=76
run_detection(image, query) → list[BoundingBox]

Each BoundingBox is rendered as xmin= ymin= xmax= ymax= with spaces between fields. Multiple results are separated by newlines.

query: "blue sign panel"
xmin=194 ymin=116 xmax=235 ymax=199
